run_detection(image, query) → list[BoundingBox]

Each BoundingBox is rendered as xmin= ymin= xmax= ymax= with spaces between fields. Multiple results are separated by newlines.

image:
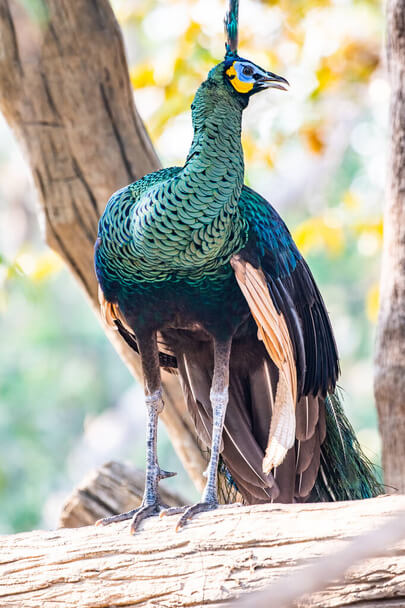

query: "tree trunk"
xmin=0 ymin=496 xmax=405 ymax=607
xmin=374 ymin=0 xmax=405 ymax=492
xmin=0 ymin=0 xmax=206 ymax=492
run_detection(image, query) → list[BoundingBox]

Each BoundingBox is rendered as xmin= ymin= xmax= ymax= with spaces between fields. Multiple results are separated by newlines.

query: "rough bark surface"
xmin=0 ymin=0 xmax=206 ymax=491
xmin=0 ymin=496 xmax=404 ymax=607
xmin=374 ymin=0 xmax=405 ymax=492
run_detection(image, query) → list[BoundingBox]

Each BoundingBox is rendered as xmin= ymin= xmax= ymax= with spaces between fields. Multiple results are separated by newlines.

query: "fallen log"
xmin=1 ymin=495 xmax=405 ymax=607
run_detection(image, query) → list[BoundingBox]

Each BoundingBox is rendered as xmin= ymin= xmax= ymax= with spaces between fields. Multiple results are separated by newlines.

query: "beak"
xmin=258 ymin=71 xmax=289 ymax=91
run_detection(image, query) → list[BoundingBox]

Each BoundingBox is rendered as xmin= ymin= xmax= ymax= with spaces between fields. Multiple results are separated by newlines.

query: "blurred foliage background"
xmin=0 ymin=0 xmax=386 ymax=533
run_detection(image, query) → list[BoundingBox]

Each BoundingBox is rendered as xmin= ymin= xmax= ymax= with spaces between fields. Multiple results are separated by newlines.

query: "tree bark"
xmin=0 ymin=0 xmax=206 ymax=491
xmin=374 ymin=0 xmax=405 ymax=492
xmin=0 ymin=496 xmax=405 ymax=607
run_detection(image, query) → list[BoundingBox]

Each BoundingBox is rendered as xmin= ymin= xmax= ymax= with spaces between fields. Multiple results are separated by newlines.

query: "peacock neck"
xmin=181 ymin=80 xmax=245 ymax=213
xmin=128 ymin=78 xmax=248 ymax=283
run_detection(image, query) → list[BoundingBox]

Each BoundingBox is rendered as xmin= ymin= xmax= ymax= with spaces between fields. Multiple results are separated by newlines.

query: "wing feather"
xmin=231 ymin=255 xmax=297 ymax=471
xmin=238 ymin=185 xmax=339 ymax=398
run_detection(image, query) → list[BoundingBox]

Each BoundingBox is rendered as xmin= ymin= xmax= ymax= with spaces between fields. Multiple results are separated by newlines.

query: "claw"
xmin=130 ymin=504 xmax=159 ymax=534
xmin=95 ymin=503 xmax=162 ymax=532
xmin=95 ymin=509 xmax=138 ymax=526
xmin=160 ymin=501 xmax=219 ymax=529
xmin=176 ymin=502 xmax=217 ymax=532
xmin=158 ymin=468 xmax=177 ymax=480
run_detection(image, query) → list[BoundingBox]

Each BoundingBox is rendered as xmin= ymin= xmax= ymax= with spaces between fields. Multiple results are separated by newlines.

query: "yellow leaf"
xmin=241 ymin=134 xmax=256 ymax=163
xmin=130 ymin=64 xmax=156 ymax=89
xmin=32 ymin=250 xmax=63 ymax=281
xmin=15 ymin=249 xmax=63 ymax=282
xmin=366 ymin=284 xmax=379 ymax=323
xmin=300 ymin=125 xmax=325 ymax=155
xmin=293 ymin=216 xmax=344 ymax=256
xmin=315 ymin=63 xmax=338 ymax=92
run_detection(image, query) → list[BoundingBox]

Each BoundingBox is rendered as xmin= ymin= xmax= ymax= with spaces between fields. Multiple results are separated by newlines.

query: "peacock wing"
xmin=238 ymin=184 xmax=339 ymax=398
xmin=235 ymin=185 xmax=340 ymax=483
xmin=230 ymin=255 xmax=297 ymax=472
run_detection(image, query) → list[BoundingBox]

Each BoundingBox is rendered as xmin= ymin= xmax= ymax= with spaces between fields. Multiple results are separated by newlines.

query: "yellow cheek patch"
xmin=226 ymin=63 xmax=254 ymax=94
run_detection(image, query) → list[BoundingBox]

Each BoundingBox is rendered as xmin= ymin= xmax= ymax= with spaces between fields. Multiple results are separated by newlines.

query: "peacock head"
xmin=222 ymin=52 xmax=289 ymax=99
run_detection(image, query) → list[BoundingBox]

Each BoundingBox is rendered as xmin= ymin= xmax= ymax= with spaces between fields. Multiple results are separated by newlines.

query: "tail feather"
xmin=310 ymin=391 xmax=383 ymax=501
xmin=172 ymin=332 xmax=382 ymax=505
xmin=296 ymin=430 xmax=317 ymax=474
xmin=176 ymin=343 xmax=279 ymax=503
xmin=296 ymin=427 xmax=321 ymax=498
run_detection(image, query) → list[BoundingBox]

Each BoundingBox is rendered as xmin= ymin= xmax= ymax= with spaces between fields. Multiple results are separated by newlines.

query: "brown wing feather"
xmin=296 ymin=431 xmax=317 ymax=474
xmin=295 ymin=427 xmax=321 ymax=498
xmin=99 ymin=286 xmax=132 ymax=332
xmin=296 ymin=395 xmax=319 ymax=441
xmin=231 ymin=255 xmax=297 ymax=472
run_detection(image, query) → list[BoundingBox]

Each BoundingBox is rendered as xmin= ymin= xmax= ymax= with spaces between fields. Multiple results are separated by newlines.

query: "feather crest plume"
xmin=225 ymin=0 xmax=239 ymax=56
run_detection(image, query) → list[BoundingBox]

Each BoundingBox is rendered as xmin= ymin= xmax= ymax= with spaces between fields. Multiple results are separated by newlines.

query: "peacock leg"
xmin=96 ymin=332 xmax=176 ymax=533
xmin=161 ymin=338 xmax=232 ymax=531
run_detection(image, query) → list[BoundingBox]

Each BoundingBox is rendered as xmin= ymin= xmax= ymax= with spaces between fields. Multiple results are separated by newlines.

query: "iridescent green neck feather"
xmin=98 ymin=64 xmax=248 ymax=287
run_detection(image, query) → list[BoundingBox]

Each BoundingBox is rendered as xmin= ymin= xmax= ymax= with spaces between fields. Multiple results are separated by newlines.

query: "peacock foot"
xmin=96 ymin=502 xmax=166 ymax=534
xmin=96 ymin=464 xmax=177 ymax=533
xmin=160 ymin=501 xmax=218 ymax=532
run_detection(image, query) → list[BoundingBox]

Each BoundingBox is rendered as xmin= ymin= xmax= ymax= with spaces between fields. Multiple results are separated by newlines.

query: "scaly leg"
xmin=161 ymin=338 xmax=232 ymax=530
xmin=96 ymin=331 xmax=176 ymax=533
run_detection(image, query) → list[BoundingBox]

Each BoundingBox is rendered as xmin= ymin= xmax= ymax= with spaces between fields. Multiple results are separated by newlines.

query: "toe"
xmin=159 ymin=506 xmax=187 ymax=518
xmin=176 ymin=502 xmax=217 ymax=532
xmin=95 ymin=509 xmax=138 ymax=526
xmin=130 ymin=504 xmax=159 ymax=534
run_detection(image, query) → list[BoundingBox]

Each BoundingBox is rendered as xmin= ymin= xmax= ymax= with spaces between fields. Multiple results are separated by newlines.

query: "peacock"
xmin=94 ymin=0 xmax=382 ymax=533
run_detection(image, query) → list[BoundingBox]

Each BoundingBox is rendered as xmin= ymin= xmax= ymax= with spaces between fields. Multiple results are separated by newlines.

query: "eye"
xmin=242 ymin=65 xmax=254 ymax=77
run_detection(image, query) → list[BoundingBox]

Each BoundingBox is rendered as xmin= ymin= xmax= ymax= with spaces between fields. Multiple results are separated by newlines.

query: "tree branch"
xmin=235 ymin=504 xmax=405 ymax=608
xmin=0 ymin=495 xmax=405 ymax=607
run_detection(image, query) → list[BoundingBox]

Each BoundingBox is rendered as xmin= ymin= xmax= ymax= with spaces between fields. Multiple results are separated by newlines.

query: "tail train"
xmin=218 ymin=390 xmax=383 ymax=504
xmin=310 ymin=391 xmax=384 ymax=501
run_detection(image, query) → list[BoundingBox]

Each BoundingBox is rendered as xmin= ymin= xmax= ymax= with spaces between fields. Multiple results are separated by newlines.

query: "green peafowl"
xmin=94 ymin=0 xmax=382 ymax=533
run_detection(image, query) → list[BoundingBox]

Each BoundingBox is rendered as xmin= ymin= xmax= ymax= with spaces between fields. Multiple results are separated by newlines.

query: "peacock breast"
xmin=128 ymin=176 xmax=247 ymax=277
xmin=116 ymin=266 xmax=250 ymax=339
